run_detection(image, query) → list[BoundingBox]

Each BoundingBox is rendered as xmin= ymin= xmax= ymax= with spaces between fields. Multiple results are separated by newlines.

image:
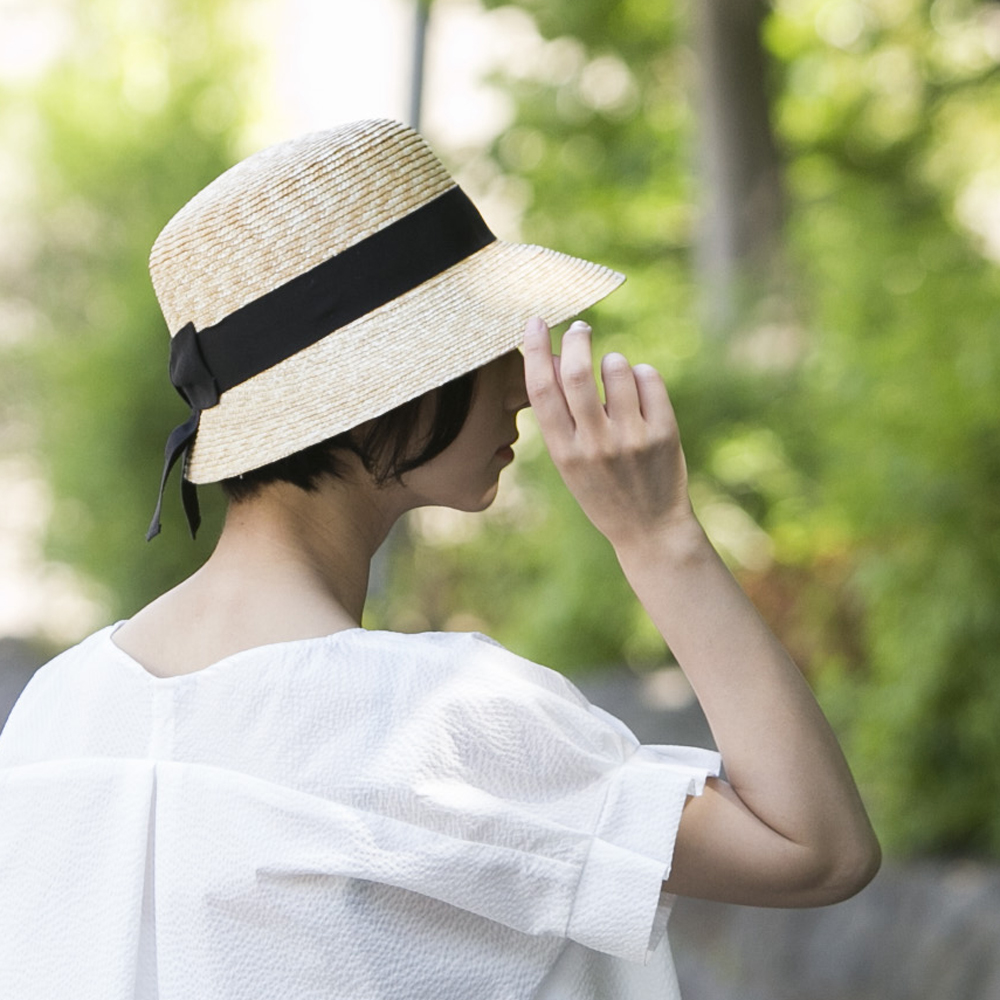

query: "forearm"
xmin=616 ymin=515 xmax=879 ymax=899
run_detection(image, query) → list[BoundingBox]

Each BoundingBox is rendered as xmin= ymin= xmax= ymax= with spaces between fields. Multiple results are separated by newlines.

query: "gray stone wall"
xmin=0 ymin=637 xmax=44 ymax=732
xmin=670 ymin=861 xmax=1000 ymax=1000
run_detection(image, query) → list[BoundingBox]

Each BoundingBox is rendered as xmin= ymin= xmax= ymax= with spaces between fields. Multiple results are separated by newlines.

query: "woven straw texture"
xmin=149 ymin=119 xmax=624 ymax=483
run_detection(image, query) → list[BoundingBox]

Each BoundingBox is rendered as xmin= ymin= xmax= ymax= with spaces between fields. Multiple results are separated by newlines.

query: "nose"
xmin=504 ymin=348 xmax=529 ymax=412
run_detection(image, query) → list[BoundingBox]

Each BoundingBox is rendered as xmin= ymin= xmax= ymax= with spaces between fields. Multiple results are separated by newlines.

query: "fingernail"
xmin=569 ymin=320 xmax=591 ymax=332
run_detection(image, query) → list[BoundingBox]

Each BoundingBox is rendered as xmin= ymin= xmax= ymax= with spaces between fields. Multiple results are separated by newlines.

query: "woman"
xmin=0 ymin=119 xmax=879 ymax=999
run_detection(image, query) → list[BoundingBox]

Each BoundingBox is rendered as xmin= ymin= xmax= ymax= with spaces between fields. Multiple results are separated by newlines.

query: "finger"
xmin=558 ymin=321 xmax=605 ymax=433
xmin=522 ymin=317 xmax=574 ymax=438
xmin=551 ymin=354 xmax=564 ymax=394
xmin=601 ymin=352 xmax=641 ymax=423
xmin=633 ymin=363 xmax=674 ymax=427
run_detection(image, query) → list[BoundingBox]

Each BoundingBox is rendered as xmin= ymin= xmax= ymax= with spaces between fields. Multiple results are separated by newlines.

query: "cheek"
xmin=436 ymin=438 xmax=505 ymax=508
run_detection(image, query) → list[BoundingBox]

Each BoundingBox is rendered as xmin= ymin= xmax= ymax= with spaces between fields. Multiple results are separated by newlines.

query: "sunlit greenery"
xmin=0 ymin=0 xmax=255 ymax=615
xmin=376 ymin=0 xmax=1000 ymax=858
xmin=4 ymin=0 xmax=1000 ymax=856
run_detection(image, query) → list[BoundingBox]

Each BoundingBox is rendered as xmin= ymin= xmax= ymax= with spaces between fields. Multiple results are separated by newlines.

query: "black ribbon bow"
xmin=145 ymin=322 xmax=220 ymax=540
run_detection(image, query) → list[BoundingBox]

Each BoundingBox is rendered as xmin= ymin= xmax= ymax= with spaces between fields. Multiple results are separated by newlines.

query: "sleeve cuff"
xmin=566 ymin=744 xmax=720 ymax=963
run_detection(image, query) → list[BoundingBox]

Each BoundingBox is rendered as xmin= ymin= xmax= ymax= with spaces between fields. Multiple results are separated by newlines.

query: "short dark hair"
xmin=220 ymin=369 xmax=477 ymax=503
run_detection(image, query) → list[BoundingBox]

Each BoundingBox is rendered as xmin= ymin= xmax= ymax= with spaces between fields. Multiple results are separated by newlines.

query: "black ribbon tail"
xmin=146 ymin=410 xmax=202 ymax=541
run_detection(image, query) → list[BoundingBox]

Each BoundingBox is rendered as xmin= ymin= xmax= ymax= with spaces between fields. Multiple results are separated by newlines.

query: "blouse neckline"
xmin=105 ymin=622 xmax=369 ymax=683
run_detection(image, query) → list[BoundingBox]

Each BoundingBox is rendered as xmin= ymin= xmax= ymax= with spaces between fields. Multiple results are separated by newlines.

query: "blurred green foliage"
xmin=4 ymin=0 xmax=1000 ymax=858
xmin=771 ymin=0 xmax=1000 ymax=858
xmin=376 ymin=0 xmax=1000 ymax=858
xmin=0 ymin=0 xmax=252 ymax=613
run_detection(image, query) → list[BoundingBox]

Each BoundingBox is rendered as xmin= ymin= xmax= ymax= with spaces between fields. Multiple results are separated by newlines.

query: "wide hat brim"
xmin=187 ymin=238 xmax=623 ymax=483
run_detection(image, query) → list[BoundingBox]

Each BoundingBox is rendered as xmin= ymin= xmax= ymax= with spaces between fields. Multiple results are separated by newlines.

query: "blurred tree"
xmin=695 ymin=0 xmax=785 ymax=327
xmin=382 ymin=0 xmax=1000 ymax=858
xmin=0 ymin=0 xmax=256 ymax=618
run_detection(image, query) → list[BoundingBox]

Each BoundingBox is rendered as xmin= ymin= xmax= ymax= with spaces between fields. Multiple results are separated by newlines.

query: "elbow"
xmin=804 ymin=827 xmax=882 ymax=906
xmin=840 ymin=829 xmax=883 ymax=899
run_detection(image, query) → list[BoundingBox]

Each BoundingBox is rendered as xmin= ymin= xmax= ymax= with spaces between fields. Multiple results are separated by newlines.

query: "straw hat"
xmin=147 ymin=119 xmax=624 ymax=535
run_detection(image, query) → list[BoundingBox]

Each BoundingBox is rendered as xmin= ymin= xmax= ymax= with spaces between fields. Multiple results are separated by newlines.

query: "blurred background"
xmin=1 ymin=0 xmax=999 ymax=995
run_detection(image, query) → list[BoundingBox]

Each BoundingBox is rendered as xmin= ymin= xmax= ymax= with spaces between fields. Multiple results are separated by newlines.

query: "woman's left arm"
xmin=523 ymin=317 xmax=880 ymax=908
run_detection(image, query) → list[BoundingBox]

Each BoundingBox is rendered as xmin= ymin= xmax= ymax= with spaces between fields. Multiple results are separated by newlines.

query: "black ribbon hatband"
xmin=146 ymin=186 xmax=497 ymax=540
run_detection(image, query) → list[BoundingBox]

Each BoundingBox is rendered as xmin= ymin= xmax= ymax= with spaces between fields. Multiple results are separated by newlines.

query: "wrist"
xmin=612 ymin=510 xmax=712 ymax=574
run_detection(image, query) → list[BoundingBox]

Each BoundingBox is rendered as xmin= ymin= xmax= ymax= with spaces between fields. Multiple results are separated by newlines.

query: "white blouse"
xmin=0 ymin=625 xmax=719 ymax=999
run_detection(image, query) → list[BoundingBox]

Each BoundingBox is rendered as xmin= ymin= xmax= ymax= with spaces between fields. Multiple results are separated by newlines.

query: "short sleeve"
xmin=385 ymin=632 xmax=721 ymax=963
xmin=566 ymin=743 xmax=719 ymax=960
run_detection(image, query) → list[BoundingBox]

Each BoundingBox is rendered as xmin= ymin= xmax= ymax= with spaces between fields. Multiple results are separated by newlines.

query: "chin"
xmin=454 ymin=483 xmax=500 ymax=513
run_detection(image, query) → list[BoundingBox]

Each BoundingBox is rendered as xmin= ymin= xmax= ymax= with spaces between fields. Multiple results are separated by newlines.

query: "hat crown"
xmin=150 ymin=119 xmax=454 ymax=335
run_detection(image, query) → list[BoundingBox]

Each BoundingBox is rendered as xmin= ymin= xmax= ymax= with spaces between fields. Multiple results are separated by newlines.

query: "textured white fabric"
xmin=0 ymin=625 xmax=719 ymax=999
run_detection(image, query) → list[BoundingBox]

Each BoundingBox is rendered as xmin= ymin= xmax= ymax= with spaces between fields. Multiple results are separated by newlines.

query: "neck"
xmin=198 ymin=466 xmax=407 ymax=629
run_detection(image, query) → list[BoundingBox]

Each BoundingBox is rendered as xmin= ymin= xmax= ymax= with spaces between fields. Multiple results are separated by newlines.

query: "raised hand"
xmin=522 ymin=317 xmax=692 ymax=550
